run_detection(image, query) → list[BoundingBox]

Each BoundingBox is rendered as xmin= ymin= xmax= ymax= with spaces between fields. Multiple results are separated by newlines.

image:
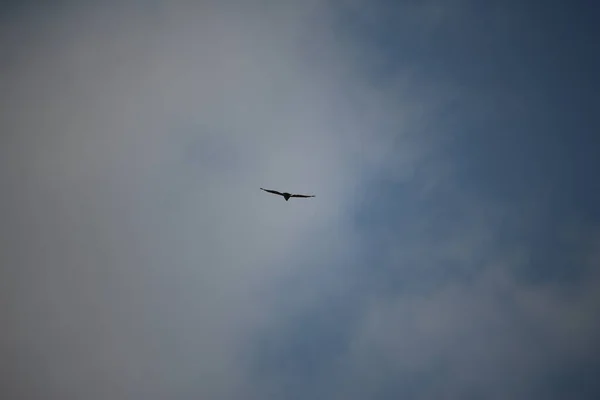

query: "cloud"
xmin=2 ymin=1 xmax=599 ymax=400
xmin=337 ymin=244 xmax=600 ymax=399
xmin=0 ymin=1 xmax=435 ymax=398
xmin=0 ymin=2 xmax=384 ymax=398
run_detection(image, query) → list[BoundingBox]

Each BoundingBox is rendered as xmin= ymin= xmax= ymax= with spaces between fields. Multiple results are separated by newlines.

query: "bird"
xmin=260 ymin=188 xmax=315 ymax=201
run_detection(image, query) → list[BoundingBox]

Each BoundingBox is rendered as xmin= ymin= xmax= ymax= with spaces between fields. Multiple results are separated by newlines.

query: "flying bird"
xmin=260 ymin=188 xmax=315 ymax=201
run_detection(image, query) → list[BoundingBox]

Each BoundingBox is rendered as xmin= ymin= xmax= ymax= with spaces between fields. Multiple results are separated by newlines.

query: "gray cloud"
xmin=336 ymin=239 xmax=600 ymax=399
xmin=0 ymin=2 xmax=386 ymax=398
xmin=2 ymin=1 xmax=599 ymax=400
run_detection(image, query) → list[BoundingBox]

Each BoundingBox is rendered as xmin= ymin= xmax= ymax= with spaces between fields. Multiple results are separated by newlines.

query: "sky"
xmin=1 ymin=1 xmax=599 ymax=399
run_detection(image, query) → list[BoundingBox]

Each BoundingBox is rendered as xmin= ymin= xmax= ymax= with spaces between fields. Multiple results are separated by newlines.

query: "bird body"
xmin=260 ymin=188 xmax=315 ymax=201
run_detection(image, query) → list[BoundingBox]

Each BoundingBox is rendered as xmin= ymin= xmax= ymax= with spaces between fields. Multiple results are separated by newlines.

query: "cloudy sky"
xmin=1 ymin=1 xmax=599 ymax=399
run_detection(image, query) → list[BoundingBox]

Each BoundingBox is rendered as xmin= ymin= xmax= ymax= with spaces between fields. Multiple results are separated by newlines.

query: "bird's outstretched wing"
xmin=260 ymin=188 xmax=284 ymax=197
xmin=291 ymin=194 xmax=315 ymax=198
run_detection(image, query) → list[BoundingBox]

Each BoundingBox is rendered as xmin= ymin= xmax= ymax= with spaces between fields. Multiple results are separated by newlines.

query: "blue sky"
xmin=1 ymin=1 xmax=599 ymax=399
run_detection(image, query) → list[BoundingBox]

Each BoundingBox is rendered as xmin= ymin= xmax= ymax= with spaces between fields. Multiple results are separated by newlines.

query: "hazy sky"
xmin=1 ymin=1 xmax=599 ymax=399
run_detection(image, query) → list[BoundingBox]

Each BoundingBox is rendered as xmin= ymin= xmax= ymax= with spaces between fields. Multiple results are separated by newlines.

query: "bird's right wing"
xmin=290 ymin=194 xmax=315 ymax=198
xmin=260 ymin=188 xmax=284 ymax=196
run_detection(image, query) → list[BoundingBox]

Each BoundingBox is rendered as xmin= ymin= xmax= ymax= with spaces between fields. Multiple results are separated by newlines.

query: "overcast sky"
xmin=1 ymin=1 xmax=599 ymax=399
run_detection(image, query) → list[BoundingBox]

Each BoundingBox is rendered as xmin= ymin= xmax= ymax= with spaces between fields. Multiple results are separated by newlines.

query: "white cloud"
xmin=0 ymin=2 xmax=426 ymax=399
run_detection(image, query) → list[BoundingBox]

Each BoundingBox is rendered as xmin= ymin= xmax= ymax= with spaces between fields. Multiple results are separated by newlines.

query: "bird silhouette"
xmin=260 ymin=188 xmax=315 ymax=201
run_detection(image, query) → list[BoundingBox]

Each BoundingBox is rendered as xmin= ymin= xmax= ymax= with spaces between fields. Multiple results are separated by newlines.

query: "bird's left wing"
xmin=291 ymin=194 xmax=315 ymax=198
xmin=260 ymin=188 xmax=284 ymax=196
